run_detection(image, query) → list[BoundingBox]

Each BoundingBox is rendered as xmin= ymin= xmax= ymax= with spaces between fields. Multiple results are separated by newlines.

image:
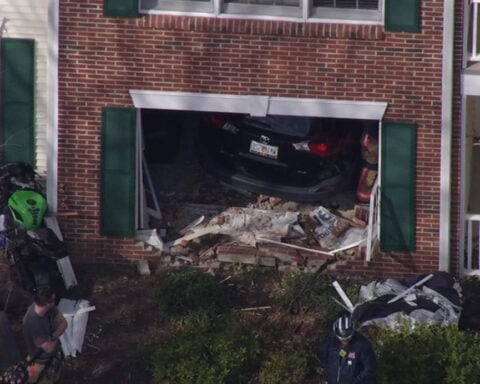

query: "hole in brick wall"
xmin=140 ymin=108 xmax=379 ymax=265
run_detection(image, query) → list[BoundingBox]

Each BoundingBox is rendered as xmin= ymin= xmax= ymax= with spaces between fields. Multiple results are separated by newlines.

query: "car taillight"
xmin=308 ymin=142 xmax=329 ymax=156
xmin=209 ymin=116 xmax=238 ymax=134
xmin=293 ymin=140 xmax=337 ymax=156
xmin=210 ymin=115 xmax=225 ymax=128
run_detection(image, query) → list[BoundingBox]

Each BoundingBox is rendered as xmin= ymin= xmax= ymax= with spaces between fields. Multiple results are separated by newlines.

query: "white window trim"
xmin=129 ymin=90 xmax=387 ymax=120
xmin=463 ymin=66 xmax=480 ymax=95
xmin=47 ymin=0 xmax=60 ymax=212
xmin=139 ymin=0 xmax=384 ymax=24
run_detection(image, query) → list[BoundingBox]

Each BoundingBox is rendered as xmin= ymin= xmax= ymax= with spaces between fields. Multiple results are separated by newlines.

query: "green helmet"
xmin=7 ymin=189 xmax=48 ymax=229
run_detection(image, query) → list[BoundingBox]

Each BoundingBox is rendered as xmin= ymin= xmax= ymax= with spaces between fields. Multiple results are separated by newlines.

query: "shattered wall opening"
xmin=137 ymin=107 xmax=380 ymax=270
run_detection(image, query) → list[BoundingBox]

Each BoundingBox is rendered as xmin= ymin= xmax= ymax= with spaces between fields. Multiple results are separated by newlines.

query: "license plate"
xmin=249 ymin=140 xmax=278 ymax=159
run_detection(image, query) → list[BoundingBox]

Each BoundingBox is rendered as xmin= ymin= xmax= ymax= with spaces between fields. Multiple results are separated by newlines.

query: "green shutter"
xmin=1 ymin=38 xmax=35 ymax=165
xmin=101 ymin=107 xmax=136 ymax=237
xmin=104 ymin=0 xmax=139 ymax=17
xmin=380 ymin=122 xmax=416 ymax=252
xmin=385 ymin=0 xmax=420 ymax=33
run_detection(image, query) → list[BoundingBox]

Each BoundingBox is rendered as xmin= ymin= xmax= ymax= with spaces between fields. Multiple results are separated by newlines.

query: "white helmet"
xmin=333 ymin=314 xmax=355 ymax=338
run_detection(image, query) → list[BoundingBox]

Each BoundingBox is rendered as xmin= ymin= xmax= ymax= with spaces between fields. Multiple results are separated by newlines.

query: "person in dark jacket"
xmin=320 ymin=313 xmax=377 ymax=384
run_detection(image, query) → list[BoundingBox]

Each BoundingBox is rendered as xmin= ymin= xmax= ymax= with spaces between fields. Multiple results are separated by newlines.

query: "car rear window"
xmin=243 ymin=115 xmax=313 ymax=137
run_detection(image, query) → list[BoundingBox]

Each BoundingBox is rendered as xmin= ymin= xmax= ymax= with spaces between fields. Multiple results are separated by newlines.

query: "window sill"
xmin=137 ymin=13 xmax=385 ymax=40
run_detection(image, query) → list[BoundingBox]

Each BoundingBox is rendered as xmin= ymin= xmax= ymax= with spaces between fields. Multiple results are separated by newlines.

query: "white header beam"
xmin=129 ymin=90 xmax=387 ymax=120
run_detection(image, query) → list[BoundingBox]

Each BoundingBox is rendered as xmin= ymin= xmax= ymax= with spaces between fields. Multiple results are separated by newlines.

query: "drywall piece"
xmin=58 ymin=299 xmax=96 ymax=358
xmin=57 ymin=256 xmax=78 ymax=289
xmin=44 ymin=216 xmax=64 ymax=241
xmin=387 ymin=274 xmax=434 ymax=304
xmin=135 ymin=228 xmax=164 ymax=251
xmin=332 ymin=280 xmax=355 ymax=312
xmin=137 ymin=259 xmax=151 ymax=275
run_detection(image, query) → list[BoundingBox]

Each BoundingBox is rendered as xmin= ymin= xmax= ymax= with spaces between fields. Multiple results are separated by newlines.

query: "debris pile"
xmin=153 ymin=194 xmax=372 ymax=271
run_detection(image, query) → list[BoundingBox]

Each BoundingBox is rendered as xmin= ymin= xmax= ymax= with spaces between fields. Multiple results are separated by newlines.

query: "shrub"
xmin=156 ymin=270 xmax=234 ymax=317
xmin=370 ymin=323 xmax=480 ymax=384
xmin=258 ymin=342 xmax=308 ymax=384
xmin=275 ymin=272 xmax=365 ymax=326
xmin=150 ymin=312 xmax=260 ymax=384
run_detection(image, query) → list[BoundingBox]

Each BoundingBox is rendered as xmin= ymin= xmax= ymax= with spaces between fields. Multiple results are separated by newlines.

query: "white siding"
xmin=0 ymin=0 xmax=50 ymax=175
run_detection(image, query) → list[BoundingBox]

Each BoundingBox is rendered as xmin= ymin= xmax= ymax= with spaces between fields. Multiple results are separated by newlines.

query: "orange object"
xmin=356 ymin=131 xmax=379 ymax=203
xmin=356 ymin=167 xmax=378 ymax=203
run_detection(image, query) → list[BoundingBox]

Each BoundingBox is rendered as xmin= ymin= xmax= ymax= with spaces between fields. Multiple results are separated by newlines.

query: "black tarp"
xmin=351 ymin=272 xmax=461 ymax=327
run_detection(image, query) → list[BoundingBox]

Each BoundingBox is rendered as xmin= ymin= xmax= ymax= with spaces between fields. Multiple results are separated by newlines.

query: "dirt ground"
xmin=0 ymin=262 xmax=165 ymax=384
xmin=0 ymin=261 xmax=322 ymax=384
xmin=2 ymin=262 xmax=480 ymax=384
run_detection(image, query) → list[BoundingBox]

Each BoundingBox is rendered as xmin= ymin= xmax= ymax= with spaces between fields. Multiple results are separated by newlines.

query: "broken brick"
xmin=217 ymin=243 xmax=257 ymax=265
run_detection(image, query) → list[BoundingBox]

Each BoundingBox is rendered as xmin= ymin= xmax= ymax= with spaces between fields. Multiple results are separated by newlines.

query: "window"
xmin=311 ymin=0 xmax=381 ymax=22
xmin=140 ymin=0 xmax=213 ymax=13
xmin=139 ymin=0 xmax=382 ymax=22
xmin=314 ymin=0 xmax=378 ymax=9
xmin=226 ymin=0 xmax=299 ymax=5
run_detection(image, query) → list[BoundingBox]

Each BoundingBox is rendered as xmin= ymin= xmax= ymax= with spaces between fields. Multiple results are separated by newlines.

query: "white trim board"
xmin=47 ymin=0 xmax=59 ymax=212
xmin=463 ymin=71 xmax=480 ymax=95
xmin=129 ymin=90 xmax=388 ymax=120
xmin=439 ymin=0 xmax=455 ymax=272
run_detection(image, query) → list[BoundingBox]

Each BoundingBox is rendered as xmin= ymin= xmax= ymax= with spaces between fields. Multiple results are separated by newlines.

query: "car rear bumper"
xmin=197 ymin=146 xmax=352 ymax=202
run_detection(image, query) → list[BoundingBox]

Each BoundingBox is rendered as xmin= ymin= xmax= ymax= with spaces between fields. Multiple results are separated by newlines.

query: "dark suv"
xmin=196 ymin=113 xmax=366 ymax=202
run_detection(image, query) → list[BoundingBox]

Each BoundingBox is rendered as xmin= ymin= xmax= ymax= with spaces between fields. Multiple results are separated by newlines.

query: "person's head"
xmin=333 ymin=314 xmax=355 ymax=345
xmin=33 ymin=285 xmax=56 ymax=307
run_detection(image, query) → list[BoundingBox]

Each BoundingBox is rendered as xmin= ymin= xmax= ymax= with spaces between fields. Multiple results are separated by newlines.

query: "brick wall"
xmin=57 ymin=0 xmax=461 ymax=276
